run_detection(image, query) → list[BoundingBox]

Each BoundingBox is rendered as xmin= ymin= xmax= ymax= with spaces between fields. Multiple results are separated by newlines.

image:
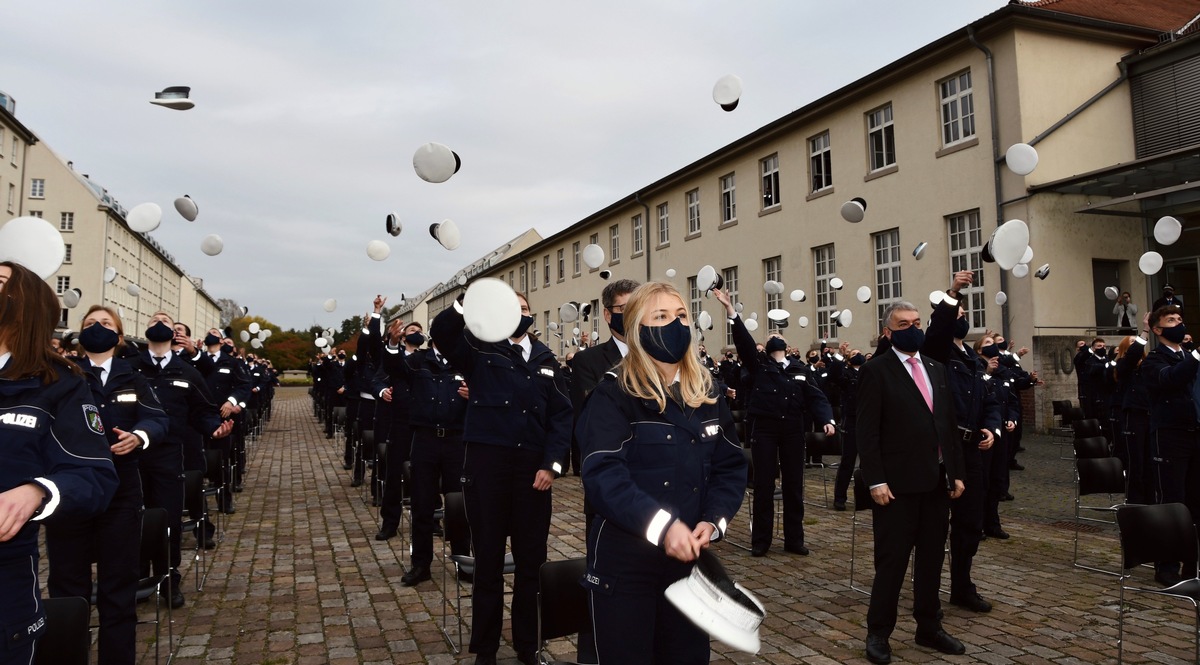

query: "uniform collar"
xmin=613 ymin=337 xmax=629 ymax=358
xmin=0 ymin=352 xmax=10 ymax=371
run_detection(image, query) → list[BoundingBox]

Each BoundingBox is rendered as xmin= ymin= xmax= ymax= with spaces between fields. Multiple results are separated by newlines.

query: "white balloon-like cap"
xmin=250 ymin=338 xmax=263 ymax=349
xmin=767 ymin=309 xmax=790 ymax=322
xmin=127 ymin=284 xmax=140 ymax=297
xmin=837 ymin=309 xmax=854 ymax=327
xmin=249 ymin=322 xmax=261 ymax=334
xmin=856 ymin=286 xmax=872 ymax=303
xmin=462 ymin=278 xmax=522 ymax=343
xmin=697 ymin=311 xmax=713 ymax=330
xmin=150 ymin=86 xmax=194 ymax=110
xmin=127 ymin=202 xmax=162 ymax=233
xmin=1012 ymin=264 xmax=1029 ymax=278
xmin=62 ymin=288 xmax=82 ymax=308
xmin=413 ymin=142 xmax=461 ymax=183
xmin=829 ymin=277 xmax=844 ymax=290
xmin=1139 ymin=251 xmax=1164 ymax=275
xmin=174 ymin=196 xmax=199 ymax=222
xmin=582 ymin=244 xmax=605 ymax=270
xmin=457 ymin=274 xmax=468 ymax=286
xmin=798 ymin=316 xmax=809 ymax=328
xmin=1035 ymin=263 xmax=1051 ymax=280
xmin=1005 ymin=143 xmax=1039 ymax=176
xmin=697 ymin=265 xmax=724 ymax=293
xmin=323 ymin=298 xmax=337 ymax=313
xmin=430 ymin=220 xmax=461 ymax=250
xmin=239 ymin=330 xmax=251 ymax=343
xmin=315 ymin=338 xmax=328 ymax=349
xmin=840 ymin=198 xmax=866 ymax=223
xmin=559 ymin=302 xmax=579 ymax=323
xmin=1104 ymin=286 xmax=1119 ymax=300
xmin=1019 ymin=246 xmax=1034 ymax=265
xmin=666 ymin=268 xmax=677 ymax=278
xmin=200 ymin=234 xmax=224 ymax=256
xmin=0 ymin=216 xmax=67 ymax=278
xmin=995 ymin=291 xmax=1008 ymax=306
xmin=367 ymin=240 xmax=391 ymax=261
xmin=386 ymin=213 xmax=402 ymax=237
xmin=990 ymin=219 xmax=1030 ymax=270
xmin=913 ymin=242 xmax=928 ymax=260
xmin=790 ymin=290 xmax=806 ymax=303
xmin=1154 ymin=216 xmax=1182 ymax=246
xmin=104 ymin=267 xmax=118 ymax=283
xmin=744 ymin=318 xmax=759 ymax=332
xmin=712 ymin=74 xmax=743 ymax=112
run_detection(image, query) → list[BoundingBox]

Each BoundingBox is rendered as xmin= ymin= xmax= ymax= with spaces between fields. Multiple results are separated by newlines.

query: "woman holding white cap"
xmin=0 ymin=261 xmax=118 ymax=665
xmin=578 ymin=281 xmax=747 ymax=663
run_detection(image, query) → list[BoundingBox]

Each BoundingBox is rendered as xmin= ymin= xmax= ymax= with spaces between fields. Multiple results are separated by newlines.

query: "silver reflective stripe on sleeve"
xmin=646 ymin=509 xmax=673 ymax=545
xmin=30 ymin=477 xmax=60 ymax=521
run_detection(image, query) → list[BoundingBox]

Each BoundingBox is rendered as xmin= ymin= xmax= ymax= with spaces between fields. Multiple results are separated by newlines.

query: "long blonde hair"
xmin=618 ymin=282 xmax=716 ymax=413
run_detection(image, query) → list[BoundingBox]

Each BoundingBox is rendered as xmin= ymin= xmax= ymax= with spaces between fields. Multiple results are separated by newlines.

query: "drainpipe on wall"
xmin=634 ymin=192 xmax=652 ymax=283
xmin=968 ymin=26 xmax=1010 ymax=340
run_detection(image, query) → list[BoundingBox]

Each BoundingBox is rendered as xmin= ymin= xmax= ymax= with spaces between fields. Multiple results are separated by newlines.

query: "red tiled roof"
xmin=1013 ymin=0 xmax=1200 ymax=34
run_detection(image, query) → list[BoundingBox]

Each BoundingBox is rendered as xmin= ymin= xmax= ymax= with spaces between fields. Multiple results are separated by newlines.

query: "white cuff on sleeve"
xmin=646 ymin=509 xmax=674 ymax=546
xmin=134 ymin=430 xmax=150 ymax=449
xmin=29 ymin=478 xmax=60 ymax=521
xmin=1134 ymin=336 xmax=1148 ymax=346
xmin=551 ymin=462 xmax=563 ymax=475
xmin=227 ymin=397 xmax=238 ymax=406
xmin=371 ymin=313 xmax=380 ymax=319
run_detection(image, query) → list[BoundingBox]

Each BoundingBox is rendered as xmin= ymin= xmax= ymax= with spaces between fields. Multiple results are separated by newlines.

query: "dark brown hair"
xmin=0 ymin=261 xmax=81 ymax=383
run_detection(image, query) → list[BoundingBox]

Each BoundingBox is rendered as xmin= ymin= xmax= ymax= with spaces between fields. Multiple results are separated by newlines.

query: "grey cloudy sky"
xmin=2 ymin=0 xmax=1004 ymax=330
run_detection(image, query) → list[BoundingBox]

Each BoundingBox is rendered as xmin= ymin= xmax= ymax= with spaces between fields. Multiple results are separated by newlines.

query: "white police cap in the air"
xmin=1154 ymin=216 xmax=1182 ymax=246
xmin=1104 ymin=286 xmax=1119 ymax=301
xmin=429 ymin=220 xmax=461 ymax=250
xmin=323 ymin=299 xmax=337 ymax=313
xmin=559 ymin=302 xmax=579 ymax=323
xmin=1004 ymin=143 xmax=1039 ymax=176
xmin=413 ymin=142 xmax=461 ymax=183
xmin=697 ymin=311 xmax=713 ymax=331
xmin=913 ymin=242 xmax=928 ymax=260
xmin=174 ymin=196 xmax=199 ymax=222
xmin=798 ymin=316 xmax=809 ymax=328
xmin=386 ymin=213 xmax=402 ymax=237
xmin=790 ymin=289 xmax=806 ymax=303
xmin=239 ymin=306 xmax=249 ymax=317
xmin=1011 ymin=263 xmax=1029 ymax=278
xmin=462 ymin=278 xmax=522 ymax=344
xmin=582 ymin=244 xmax=605 ymax=270
xmin=367 ymin=240 xmax=390 ymax=261
xmin=696 ymin=265 xmax=724 ymax=294
xmin=1019 ymin=246 xmax=1034 ymax=265
xmin=829 ymin=277 xmax=843 ymax=290
xmin=315 ymin=338 xmax=328 ymax=349
xmin=104 ymin=266 xmax=118 ymax=283
xmin=200 ymin=234 xmax=224 ymax=256
xmin=665 ymin=268 xmax=677 ymax=279
xmin=744 ymin=318 xmax=759 ymax=332
xmin=664 ymin=550 xmax=764 ymax=654
xmin=599 ymin=270 xmax=612 ymax=281
xmin=1034 ymin=263 xmax=1051 ymax=280
xmin=127 ymin=284 xmax=140 ymax=297
xmin=249 ymin=322 xmax=261 ymax=334
xmin=995 ymin=291 xmax=1008 ymax=306
xmin=239 ymin=330 xmax=251 ymax=343
xmin=250 ymin=338 xmax=263 ymax=349
xmin=767 ymin=309 xmax=790 ymax=322
xmin=840 ymin=197 xmax=866 ymax=223
xmin=0 ymin=216 xmax=67 ymax=279
xmin=62 ymin=288 xmax=82 ymax=309
xmin=712 ymin=74 xmax=743 ymax=112
xmin=837 ymin=309 xmax=854 ymax=327
xmin=1139 ymin=251 xmax=1164 ymax=275
xmin=150 ymin=86 xmax=194 ymax=110
xmin=127 ymin=202 xmax=162 ymax=233
xmin=985 ymin=219 xmax=1030 ymax=270
xmin=763 ymin=281 xmax=784 ymax=296
xmin=856 ymin=286 xmax=872 ymax=304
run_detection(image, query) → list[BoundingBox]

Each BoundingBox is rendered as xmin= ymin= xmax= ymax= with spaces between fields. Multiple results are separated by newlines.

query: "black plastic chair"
xmin=440 ymin=491 xmax=516 ymax=653
xmin=849 ymin=469 xmax=873 ymax=595
xmin=1115 ymin=503 xmax=1200 ymax=664
xmin=34 ymin=596 xmax=90 ymax=665
xmin=804 ymin=430 xmax=841 ymax=508
xmin=137 ymin=507 xmax=173 ymax=665
xmin=536 ymin=557 xmax=590 ymax=665
xmin=179 ymin=469 xmax=215 ymax=591
xmin=1073 ymin=436 xmax=1110 ymax=460
xmin=1074 ymin=457 xmax=1130 ymax=576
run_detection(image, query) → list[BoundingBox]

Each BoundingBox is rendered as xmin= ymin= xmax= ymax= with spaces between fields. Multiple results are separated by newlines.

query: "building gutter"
xmin=968 ymin=26 xmax=1010 ymax=340
xmin=634 ymin=192 xmax=652 ymax=283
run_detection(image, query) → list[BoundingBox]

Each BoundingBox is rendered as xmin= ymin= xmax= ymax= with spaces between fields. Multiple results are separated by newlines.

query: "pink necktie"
xmin=906 ymin=356 xmax=933 ymax=412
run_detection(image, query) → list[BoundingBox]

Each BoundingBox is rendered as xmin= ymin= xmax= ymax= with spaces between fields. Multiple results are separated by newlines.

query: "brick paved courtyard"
xmin=109 ymin=387 xmax=1195 ymax=664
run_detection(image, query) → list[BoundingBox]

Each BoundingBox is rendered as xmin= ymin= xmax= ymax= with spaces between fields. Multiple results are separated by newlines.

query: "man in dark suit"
xmin=858 ymin=301 xmax=967 ymax=664
xmin=1152 ymin=283 xmax=1184 ymax=312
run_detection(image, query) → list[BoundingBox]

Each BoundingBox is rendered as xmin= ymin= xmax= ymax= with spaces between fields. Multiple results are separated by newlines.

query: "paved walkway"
xmin=118 ymin=388 xmax=1193 ymax=664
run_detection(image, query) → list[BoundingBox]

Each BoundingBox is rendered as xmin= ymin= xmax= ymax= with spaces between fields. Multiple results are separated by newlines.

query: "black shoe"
xmin=473 ymin=656 xmax=497 ymax=665
xmin=1016 ymin=446 xmax=1026 ymax=452
xmin=202 ymin=537 xmax=216 ymax=550
xmin=232 ymin=484 xmax=244 ymax=493
xmin=1155 ymin=570 xmax=1183 ymax=587
xmin=375 ymin=525 xmax=397 ymax=541
xmin=915 ymin=629 xmax=966 ymax=655
xmin=865 ymin=634 xmax=891 ymax=664
xmin=984 ymin=528 xmax=1010 ymax=540
xmin=949 ymin=592 xmax=992 ymax=613
xmin=1001 ymin=493 xmax=1014 ymax=501
xmin=169 ymin=587 xmax=185 ymax=609
xmin=833 ymin=500 xmax=847 ymax=511
xmin=516 ymin=651 xmax=538 ymax=665
xmin=326 ymin=433 xmax=334 ymax=439
xmin=400 ymin=566 xmax=431 ymax=587
xmin=342 ymin=463 xmax=352 ymax=470
xmin=351 ymin=479 xmax=363 ymax=488
xmin=750 ymin=546 xmax=769 ymax=557
xmin=784 ymin=543 xmax=810 ymax=556
xmin=1008 ymin=461 xmax=1024 ymax=471
xmin=432 ymin=518 xmax=444 ymax=537
xmin=371 ymin=495 xmax=381 ymax=507
xmin=458 ymin=568 xmax=473 ymax=583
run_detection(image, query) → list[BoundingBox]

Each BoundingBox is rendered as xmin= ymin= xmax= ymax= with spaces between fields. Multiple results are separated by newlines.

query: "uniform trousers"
xmin=1123 ymin=409 xmax=1155 ymax=504
xmin=586 ymin=524 xmax=709 ymax=665
xmin=378 ymin=422 xmax=412 ymax=530
xmin=749 ymin=417 xmax=806 ymax=550
xmin=139 ymin=443 xmax=186 ymax=586
xmin=1154 ymin=427 xmax=1200 ymax=574
xmin=0 ymin=553 xmax=44 ymax=665
xmin=981 ymin=435 xmax=1007 ymax=533
xmin=833 ymin=426 xmax=858 ymax=504
xmin=948 ymin=439 xmax=984 ymax=597
xmin=462 ymin=442 xmax=551 ymax=657
xmin=343 ymin=397 xmax=360 ymax=468
xmin=46 ymin=464 xmax=142 ymax=665
xmin=867 ymin=487 xmax=950 ymax=637
xmin=409 ymin=429 xmax=467 ymax=568
xmin=352 ymin=399 xmax=376 ymax=485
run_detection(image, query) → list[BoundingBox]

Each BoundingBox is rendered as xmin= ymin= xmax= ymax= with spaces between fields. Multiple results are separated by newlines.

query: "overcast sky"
xmin=2 ymin=0 xmax=1006 ymax=330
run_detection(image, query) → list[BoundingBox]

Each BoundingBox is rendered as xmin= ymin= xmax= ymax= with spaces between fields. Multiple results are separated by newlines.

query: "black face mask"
xmin=608 ymin=312 xmax=625 ymax=337
xmin=849 ymin=353 xmax=866 ymax=366
xmin=1161 ymin=323 xmax=1188 ymax=345
xmin=405 ymin=332 xmax=426 ymax=347
xmin=980 ymin=344 xmax=1000 ymax=358
xmin=639 ymin=317 xmax=691 ymax=364
xmin=953 ymin=317 xmax=970 ymax=340
xmin=888 ymin=326 xmax=925 ymax=353
xmin=807 ymin=356 xmax=819 ymax=364
xmin=765 ymin=338 xmax=787 ymax=354
xmin=996 ymin=340 xmax=1009 ymax=351
xmin=79 ymin=324 xmax=120 ymax=353
xmin=512 ymin=315 xmax=534 ymax=339
xmin=145 ymin=321 xmax=175 ymax=343
xmin=1094 ymin=347 xmax=1107 ymax=358
xmin=222 ymin=344 xmax=235 ymax=357
xmin=204 ymin=334 xmax=221 ymax=347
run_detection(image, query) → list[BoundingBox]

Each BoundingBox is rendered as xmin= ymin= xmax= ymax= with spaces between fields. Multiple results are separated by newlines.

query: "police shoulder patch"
xmin=83 ymin=404 xmax=104 ymax=435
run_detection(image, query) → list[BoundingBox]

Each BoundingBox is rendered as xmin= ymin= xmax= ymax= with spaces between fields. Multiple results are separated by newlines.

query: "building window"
xmin=572 ymin=241 xmax=581 ymax=276
xmin=509 ymin=270 xmax=514 ymax=287
xmin=9 ymin=138 xmax=14 ymax=166
xmin=30 ymin=178 xmax=45 ymax=199
xmin=632 ymin=214 xmax=644 ymax=255
xmin=60 ymin=212 xmax=74 ymax=232
xmin=760 ymin=155 xmax=780 ymax=209
xmin=814 ymin=245 xmax=838 ymax=340
xmin=722 ymin=267 xmax=739 ymax=347
xmin=543 ymin=254 xmax=550 ymax=287
xmin=688 ymin=276 xmax=701 ymax=327
xmin=6 ymin=183 xmax=13 ymax=213
xmin=810 ymin=131 xmax=832 ymax=192
xmin=686 ymin=189 xmax=701 ymax=235
xmin=873 ymin=229 xmax=903 ymax=329
xmin=764 ymin=256 xmax=782 ymax=331
xmin=28 ymin=210 xmax=42 ymax=218
xmin=939 ymin=70 xmax=975 ymax=147
xmin=0 ymin=128 xmax=4 ymax=157
xmin=543 ymin=311 xmax=550 ymax=336
xmin=609 ymin=225 xmax=620 ymax=263
xmin=557 ymin=248 xmax=565 ymax=281
xmin=59 ymin=308 xmax=68 ymax=328
xmin=867 ymin=104 xmax=896 ymax=171
xmin=530 ymin=261 xmax=538 ymax=290
xmin=720 ymin=174 xmax=736 ymax=224
xmin=948 ymin=210 xmax=986 ymax=329
xmin=657 ymin=203 xmax=670 ymax=246
xmin=520 ymin=264 xmax=527 ymax=292
xmin=56 ymin=276 xmax=70 ymax=294
xmin=63 ymin=244 xmax=72 ymax=264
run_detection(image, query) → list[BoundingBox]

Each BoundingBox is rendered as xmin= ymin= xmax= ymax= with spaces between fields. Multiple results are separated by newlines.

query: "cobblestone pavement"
xmin=109 ymin=388 xmax=1193 ymax=664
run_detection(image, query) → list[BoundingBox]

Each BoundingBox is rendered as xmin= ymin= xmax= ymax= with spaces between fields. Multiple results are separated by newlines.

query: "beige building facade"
xmin=418 ymin=1 xmax=1200 ymax=429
